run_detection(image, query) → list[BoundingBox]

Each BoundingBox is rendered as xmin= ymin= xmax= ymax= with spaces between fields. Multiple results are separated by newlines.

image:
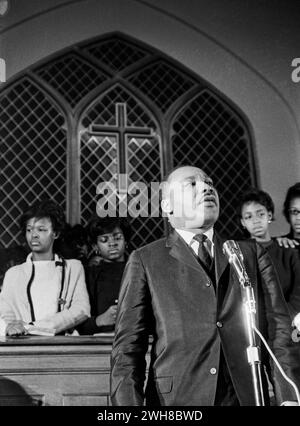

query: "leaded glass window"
xmin=0 ymin=34 xmax=255 ymax=249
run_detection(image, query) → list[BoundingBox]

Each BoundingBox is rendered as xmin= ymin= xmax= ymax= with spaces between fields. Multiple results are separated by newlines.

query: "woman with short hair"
xmin=0 ymin=199 xmax=90 ymax=336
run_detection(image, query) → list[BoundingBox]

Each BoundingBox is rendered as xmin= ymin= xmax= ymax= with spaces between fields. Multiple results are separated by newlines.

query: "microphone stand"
xmin=225 ymin=243 xmax=265 ymax=406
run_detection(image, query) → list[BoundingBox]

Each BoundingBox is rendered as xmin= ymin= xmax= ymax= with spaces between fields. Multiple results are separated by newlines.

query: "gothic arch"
xmin=0 ymin=33 xmax=255 ymax=248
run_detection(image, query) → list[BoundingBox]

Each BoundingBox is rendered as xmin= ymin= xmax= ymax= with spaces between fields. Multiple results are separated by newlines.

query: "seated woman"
xmin=0 ymin=199 xmax=90 ymax=336
xmin=238 ymin=188 xmax=300 ymax=320
xmin=77 ymin=217 xmax=131 ymax=335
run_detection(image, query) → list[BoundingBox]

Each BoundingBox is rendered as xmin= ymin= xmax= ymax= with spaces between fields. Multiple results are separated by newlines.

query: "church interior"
xmin=0 ymin=0 xmax=299 ymax=406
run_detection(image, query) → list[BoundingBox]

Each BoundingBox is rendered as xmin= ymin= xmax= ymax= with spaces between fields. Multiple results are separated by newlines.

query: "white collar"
xmin=175 ymin=228 xmax=214 ymax=246
xmin=25 ymin=253 xmax=63 ymax=275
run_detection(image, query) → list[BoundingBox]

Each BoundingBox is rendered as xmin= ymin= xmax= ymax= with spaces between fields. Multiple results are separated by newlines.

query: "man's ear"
xmin=53 ymin=232 xmax=60 ymax=240
xmin=161 ymin=198 xmax=173 ymax=214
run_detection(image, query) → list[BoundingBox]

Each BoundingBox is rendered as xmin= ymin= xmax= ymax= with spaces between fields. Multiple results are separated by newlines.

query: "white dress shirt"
xmin=175 ymin=227 xmax=214 ymax=257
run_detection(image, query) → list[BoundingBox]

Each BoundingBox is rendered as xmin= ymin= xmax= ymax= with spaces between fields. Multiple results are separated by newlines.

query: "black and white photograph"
xmin=0 ymin=0 xmax=300 ymax=415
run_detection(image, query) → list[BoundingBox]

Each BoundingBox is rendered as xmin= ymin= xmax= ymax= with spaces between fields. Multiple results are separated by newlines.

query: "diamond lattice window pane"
xmin=80 ymin=86 xmax=164 ymax=249
xmin=0 ymin=78 xmax=67 ymax=247
xmin=83 ymin=36 xmax=151 ymax=72
xmin=80 ymin=133 xmax=118 ymax=225
xmin=126 ymin=135 xmax=163 ymax=250
xmin=36 ymin=53 xmax=108 ymax=107
xmin=128 ymin=60 xmax=196 ymax=112
xmin=171 ymin=90 xmax=254 ymax=237
xmin=1 ymin=34 xmax=255 ymax=249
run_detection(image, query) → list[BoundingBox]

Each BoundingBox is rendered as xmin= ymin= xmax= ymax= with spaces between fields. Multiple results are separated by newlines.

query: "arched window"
xmin=0 ymin=33 xmax=255 ymax=248
xmin=0 ymin=79 xmax=67 ymax=247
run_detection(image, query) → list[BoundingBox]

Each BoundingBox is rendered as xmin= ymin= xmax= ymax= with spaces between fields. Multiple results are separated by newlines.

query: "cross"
xmin=89 ymin=103 xmax=154 ymax=193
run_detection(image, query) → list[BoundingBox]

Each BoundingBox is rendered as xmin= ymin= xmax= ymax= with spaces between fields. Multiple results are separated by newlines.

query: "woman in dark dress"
xmin=238 ymin=189 xmax=300 ymax=321
xmin=77 ymin=217 xmax=131 ymax=335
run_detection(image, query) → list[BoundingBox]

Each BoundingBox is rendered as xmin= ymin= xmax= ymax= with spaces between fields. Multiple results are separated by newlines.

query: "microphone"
xmin=222 ymin=240 xmax=250 ymax=286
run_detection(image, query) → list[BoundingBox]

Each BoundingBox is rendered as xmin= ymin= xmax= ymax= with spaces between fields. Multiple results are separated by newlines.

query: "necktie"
xmin=193 ymin=234 xmax=213 ymax=270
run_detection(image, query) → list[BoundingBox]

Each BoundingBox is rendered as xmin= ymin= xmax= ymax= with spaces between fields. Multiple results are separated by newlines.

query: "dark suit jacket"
xmin=110 ymin=231 xmax=300 ymax=406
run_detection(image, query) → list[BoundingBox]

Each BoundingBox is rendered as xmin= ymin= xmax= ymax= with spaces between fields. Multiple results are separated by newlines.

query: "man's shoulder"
xmin=131 ymin=237 xmax=168 ymax=263
xmin=135 ymin=237 xmax=167 ymax=254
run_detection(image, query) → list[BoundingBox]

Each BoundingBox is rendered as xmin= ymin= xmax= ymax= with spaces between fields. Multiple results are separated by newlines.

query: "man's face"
xmin=161 ymin=166 xmax=219 ymax=230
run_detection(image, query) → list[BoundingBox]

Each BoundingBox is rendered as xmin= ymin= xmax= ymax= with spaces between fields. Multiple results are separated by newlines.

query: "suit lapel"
xmin=166 ymin=230 xmax=230 ymax=277
xmin=166 ymin=231 xmax=204 ymax=273
xmin=166 ymin=230 xmax=233 ymax=307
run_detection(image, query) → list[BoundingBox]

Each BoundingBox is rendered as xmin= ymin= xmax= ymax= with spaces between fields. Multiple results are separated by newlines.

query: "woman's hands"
xmin=6 ymin=320 xmax=28 ymax=336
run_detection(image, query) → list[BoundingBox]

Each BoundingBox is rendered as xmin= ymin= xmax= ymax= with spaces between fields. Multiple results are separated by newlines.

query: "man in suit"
xmin=110 ymin=165 xmax=300 ymax=406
